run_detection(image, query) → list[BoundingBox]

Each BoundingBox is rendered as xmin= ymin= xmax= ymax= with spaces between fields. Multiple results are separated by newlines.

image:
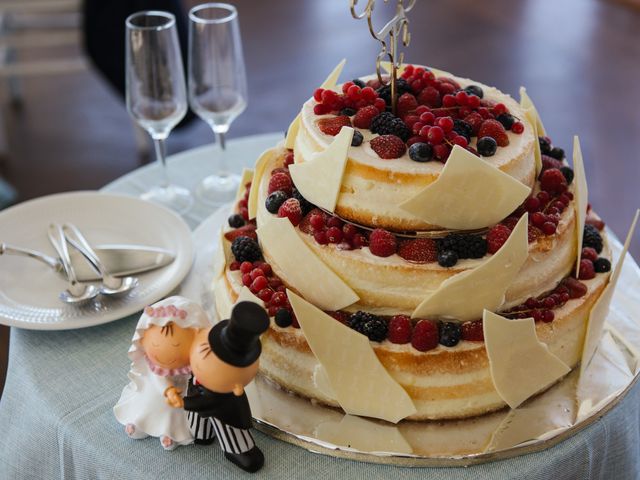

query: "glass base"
xmin=140 ymin=184 xmax=193 ymax=214
xmin=196 ymin=172 xmax=240 ymax=205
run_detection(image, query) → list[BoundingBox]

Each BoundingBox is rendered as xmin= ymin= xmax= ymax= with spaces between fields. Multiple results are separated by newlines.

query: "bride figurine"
xmin=114 ymin=296 xmax=211 ymax=450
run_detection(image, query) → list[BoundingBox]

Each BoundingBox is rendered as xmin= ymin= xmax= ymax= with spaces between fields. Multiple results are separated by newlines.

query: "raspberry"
xmin=224 ymin=224 xmax=257 ymax=242
xmin=578 ymin=259 xmax=596 ymax=280
xmin=396 ymin=92 xmax=418 ymax=117
xmin=353 ymin=105 xmax=379 ymax=129
xmin=463 ymin=112 xmax=483 ymax=135
xmin=487 ymin=224 xmax=512 ymax=254
xmin=461 ymin=320 xmax=484 ymax=341
xmin=267 ymin=172 xmax=293 ymax=195
xmin=477 ymin=119 xmax=509 ymax=147
xmin=541 ymin=154 xmax=563 ymax=171
xmin=277 ymin=198 xmax=302 ymax=226
xmin=540 ymin=168 xmax=567 ymax=194
xmin=370 ymin=135 xmax=406 ymax=159
xmin=397 ymin=238 xmax=438 ymax=263
xmin=317 ymin=115 xmax=351 ymax=136
xmin=388 ymin=315 xmax=412 ymax=344
xmin=581 ymin=247 xmax=598 ymax=262
xmin=411 ymin=320 xmax=439 ymax=352
xmin=369 ymin=228 xmax=397 ymax=257
xmin=417 ymin=86 xmax=441 ymax=107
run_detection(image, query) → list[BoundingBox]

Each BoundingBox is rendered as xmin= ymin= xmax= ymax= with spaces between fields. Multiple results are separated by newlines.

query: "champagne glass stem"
xmin=214 ymin=130 xmax=228 ymax=176
xmin=153 ymin=137 xmax=170 ymax=189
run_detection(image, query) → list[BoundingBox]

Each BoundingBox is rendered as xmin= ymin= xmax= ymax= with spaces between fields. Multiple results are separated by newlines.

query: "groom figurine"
xmin=179 ymin=301 xmax=269 ymax=473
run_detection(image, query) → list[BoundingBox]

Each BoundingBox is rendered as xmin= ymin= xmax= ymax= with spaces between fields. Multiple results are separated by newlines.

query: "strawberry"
xmin=352 ymin=105 xmax=379 ymax=129
xmin=463 ymin=112 xmax=483 ymax=136
xmin=486 ymin=224 xmax=511 ymax=254
xmin=277 ymin=198 xmax=302 ymax=226
xmin=411 ymin=319 xmax=439 ymax=352
xmin=388 ymin=315 xmax=412 ymax=344
xmin=317 ymin=115 xmax=351 ymax=136
xmin=417 ymin=86 xmax=441 ymax=107
xmin=370 ymin=135 xmax=406 ymax=159
xmin=477 ymin=119 xmax=509 ymax=147
xmin=396 ymin=92 xmax=418 ymax=117
xmin=267 ymin=172 xmax=293 ymax=195
xmin=368 ymin=228 xmax=397 ymax=257
xmin=224 ymin=224 xmax=257 ymax=241
xmin=397 ymin=238 xmax=438 ymax=263
xmin=461 ymin=320 xmax=484 ymax=342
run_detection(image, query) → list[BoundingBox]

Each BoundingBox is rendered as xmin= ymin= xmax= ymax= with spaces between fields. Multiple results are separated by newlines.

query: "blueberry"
xmin=408 ymin=142 xmax=434 ymax=162
xmin=351 ymin=130 xmax=364 ymax=147
xmin=438 ymin=250 xmax=458 ymax=267
xmin=538 ymin=136 xmax=552 ymax=155
xmin=275 ymin=308 xmax=293 ymax=328
xmin=593 ymin=258 xmax=611 ymax=273
xmin=352 ymin=78 xmax=366 ymax=88
xmin=453 ymin=119 xmax=473 ymax=140
xmin=439 ymin=322 xmax=461 ymax=347
xmin=463 ymin=85 xmax=484 ymax=98
xmin=548 ymin=147 xmax=565 ymax=160
xmin=477 ymin=136 xmax=498 ymax=157
xmin=341 ymin=107 xmax=357 ymax=116
xmin=228 ymin=213 xmax=245 ymax=228
xmin=265 ymin=190 xmax=288 ymax=214
xmin=496 ymin=114 xmax=515 ymax=130
xmin=560 ymin=166 xmax=574 ymax=185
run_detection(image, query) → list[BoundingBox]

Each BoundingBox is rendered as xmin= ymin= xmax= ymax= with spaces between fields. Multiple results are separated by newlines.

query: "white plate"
xmin=0 ymin=191 xmax=193 ymax=330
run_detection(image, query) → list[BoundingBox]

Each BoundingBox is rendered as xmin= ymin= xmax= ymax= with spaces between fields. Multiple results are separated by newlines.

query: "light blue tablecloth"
xmin=1 ymin=133 xmax=639 ymax=479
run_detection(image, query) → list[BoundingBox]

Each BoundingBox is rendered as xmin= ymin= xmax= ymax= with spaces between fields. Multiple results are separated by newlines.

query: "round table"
xmin=1 ymin=133 xmax=639 ymax=480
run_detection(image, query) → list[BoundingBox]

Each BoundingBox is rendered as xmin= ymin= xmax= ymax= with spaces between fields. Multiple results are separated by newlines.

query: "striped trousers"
xmin=187 ymin=411 xmax=255 ymax=454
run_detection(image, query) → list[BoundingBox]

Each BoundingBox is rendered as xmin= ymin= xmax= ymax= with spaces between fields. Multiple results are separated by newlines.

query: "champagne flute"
xmin=126 ymin=11 xmax=193 ymax=213
xmin=188 ymin=3 xmax=248 ymax=205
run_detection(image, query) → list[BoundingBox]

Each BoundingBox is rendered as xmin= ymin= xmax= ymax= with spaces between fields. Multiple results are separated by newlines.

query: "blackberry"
xmin=438 ymin=234 xmax=487 ymax=259
xmin=408 ymin=142 xmax=433 ymax=162
xmin=292 ymin=188 xmax=314 ymax=215
xmin=275 ymin=308 xmax=293 ymax=328
xmin=351 ymin=130 xmax=364 ymax=147
xmin=228 ymin=213 xmax=245 ymax=228
xmin=477 ymin=137 xmax=497 ymax=157
xmin=370 ymin=112 xmax=411 ymax=142
xmin=560 ymin=166 xmax=574 ymax=185
xmin=352 ymin=78 xmax=366 ymax=88
xmin=593 ymin=258 xmax=611 ymax=273
xmin=464 ymin=85 xmax=484 ymax=98
xmin=496 ymin=114 xmax=515 ymax=130
xmin=538 ymin=136 xmax=552 ymax=155
xmin=341 ymin=107 xmax=357 ymax=116
xmin=231 ymin=236 xmax=262 ymax=263
xmin=548 ymin=147 xmax=565 ymax=160
xmin=361 ymin=317 xmax=388 ymax=342
xmin=583 ymin=224 xmax=603 ymax=254
xmin=265 ymin=191 xmax=288 ymax=214
xmin=348 ymin=311 xmax=378 ymax=334
xmin=439 ymin=322 xmax=462 ymax=347
xmin=376 ymin=78 xmax=412 ymax=107
xmin=452 ymin=119 xmax=472 ymax=140
xmin=438 ymin=250 xmax=458 ymax=267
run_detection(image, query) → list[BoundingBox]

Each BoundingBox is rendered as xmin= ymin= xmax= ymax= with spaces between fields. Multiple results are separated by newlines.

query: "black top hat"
xmin=208 ymin=301 xmax=270 ymax=367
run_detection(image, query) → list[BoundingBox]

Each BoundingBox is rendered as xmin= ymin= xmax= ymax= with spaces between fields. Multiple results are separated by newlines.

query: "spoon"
xmin=47 ymin=224 xmax=99 ymax=305
xmin=62 ymin=223 xmax=139 ymax=297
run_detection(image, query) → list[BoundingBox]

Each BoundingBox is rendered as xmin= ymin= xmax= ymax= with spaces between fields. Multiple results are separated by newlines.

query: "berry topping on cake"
xmin=228 ymin=213 xmax=245 ymax=228
xmin=477 ymin=136 xmax=498 ymax=157
xmin=224 ymin=224 xmax=257 ymax=241
xmin=464 ymin=84 xmax=484 ymax=98
xmin=583 ymin=224 xmax=604 ymax=253
xmin=408 ymin=142 xmax=434 ymax=162
xmin=348 ymin=311 xmax=387 ymax=342
xmin=439 ymin=322 xmax=462 ymax=347
xmin=593 ymin=258 xmax=611 ymax=273
xmin=398 ymin=238 xmax=438 ymax=263
xmin=268 ymin=171 xmax=293 ymax=195
xmin=265 ymin=191 xmax=289 ymax=214
xmin=377 ymin=78 xmax=412 ymax=107
xmin=437 ymin=250 xmax=458 ymax=268
xmin=548 ymin=147 xmax=565 ymax=160
xmin=292 ymin=188 xmax=314 ymax=216
xmin=578 ymin=259 xmax=596 ymax=280
xmin=511 ymin=121 xmax=525 ymax=134
xmin=539 ymin=168 xmax=568 ymax=194
xmin=581 ymin=247 xmax=598 ymax=262
xmin=477 ymin=119 xmax=509 ymax=147
xmin=353 ymin=105 xmax=380 ymax=129
xmin=560 ymin=166 xmax=574 ymax=185
xmin=317 ymin=115 xmax=351 ymax=136
xmin=396 ymin=92 xmax=418 ymax=117
xmin=370 ymin=112 xmax=411 ymax=141
xmin=561 ymin=277 xmax=588 ymax=299
xmin=275 ymin=308 xmax=293 ymax=328
xmin=231 ymin=236 xmax=262 ymax=263
xmin=277 ymin=198 xmax=303 ymax=226
xmin=351 ymin=130 xmax=364 ymax=146
xmin=369 ymin=228 xmax=398 ymax=257
xmin=370 ymin=135 xmax=407 ymax=159
xmin=411 ymin=319 xmax=439 ymax=352
xmin=388 ymin=315 xmax=412 ymax=344
xmin=495 ymin=113 xmax=515 ymax=130
xmin=461 ymin=320 xmax=484 ymax=341
xmin=438 ymin=234 xmax=488 ymax=260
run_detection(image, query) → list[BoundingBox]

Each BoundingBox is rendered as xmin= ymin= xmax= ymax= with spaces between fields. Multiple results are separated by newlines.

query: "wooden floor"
xmin=1 ymin=0 xmax=639 ymax=396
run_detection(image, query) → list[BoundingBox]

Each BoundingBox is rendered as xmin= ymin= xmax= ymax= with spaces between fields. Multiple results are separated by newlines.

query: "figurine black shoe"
xmin=224 ymin=446 xmax=264 ymax=473
xmin=194 ymin=436 xmax=216 ymax=446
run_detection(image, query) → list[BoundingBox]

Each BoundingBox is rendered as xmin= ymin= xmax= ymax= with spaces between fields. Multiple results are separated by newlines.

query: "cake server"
xmin=0 ymin=243 xmax=175 ymax=281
